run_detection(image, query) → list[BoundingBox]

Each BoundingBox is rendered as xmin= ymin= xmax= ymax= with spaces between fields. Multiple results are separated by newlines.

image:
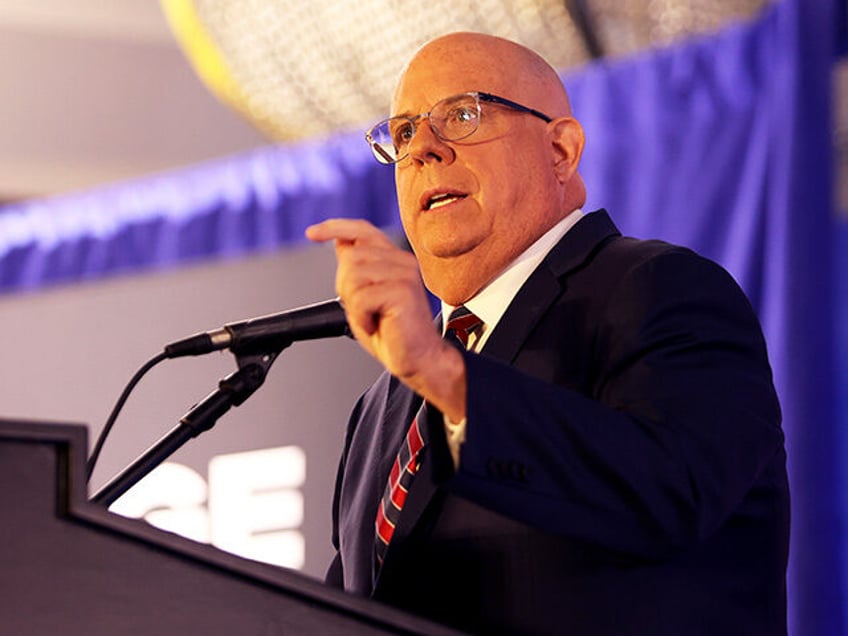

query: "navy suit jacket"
xmin=327 ymin=211 xmax=789 ymax=635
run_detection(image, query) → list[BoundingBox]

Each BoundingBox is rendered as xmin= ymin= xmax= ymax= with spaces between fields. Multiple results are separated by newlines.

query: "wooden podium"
xmin=0 ymin=419 xmax=463 ymax=635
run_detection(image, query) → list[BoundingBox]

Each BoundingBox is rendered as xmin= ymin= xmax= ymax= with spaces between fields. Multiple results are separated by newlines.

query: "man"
xmin=306 ymin=32 xmax=788 ymax=635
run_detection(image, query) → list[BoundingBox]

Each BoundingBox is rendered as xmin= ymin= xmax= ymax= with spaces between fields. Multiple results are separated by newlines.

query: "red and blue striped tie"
xmin=374 ymin=307 xmax=482 ymax=565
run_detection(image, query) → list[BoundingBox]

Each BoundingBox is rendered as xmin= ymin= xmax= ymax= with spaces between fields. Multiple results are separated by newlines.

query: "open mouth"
xmin=425 ymin=192 xmax=467 ymax=211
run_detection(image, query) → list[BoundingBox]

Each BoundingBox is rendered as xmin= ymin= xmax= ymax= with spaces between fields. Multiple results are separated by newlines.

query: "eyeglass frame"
xmin=365 ymin=91 xmax=554 ymax=165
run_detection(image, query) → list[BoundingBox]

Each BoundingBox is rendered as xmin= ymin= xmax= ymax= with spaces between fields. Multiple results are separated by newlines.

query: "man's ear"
xmin=549 ymin=117 xmax=585 ymax=183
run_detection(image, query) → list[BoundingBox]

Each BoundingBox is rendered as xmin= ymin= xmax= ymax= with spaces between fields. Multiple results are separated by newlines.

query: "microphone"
xmin=164 ymin=298 xmax=350 ymax=358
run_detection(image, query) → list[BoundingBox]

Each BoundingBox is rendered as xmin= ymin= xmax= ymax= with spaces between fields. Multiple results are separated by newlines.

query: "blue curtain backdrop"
xmin=0 ymin=0 xmax=843 ymax=632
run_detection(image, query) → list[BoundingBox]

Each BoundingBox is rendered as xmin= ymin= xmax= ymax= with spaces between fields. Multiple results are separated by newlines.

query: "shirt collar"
xmin=441 ymin=208 xmax=583 ymax=347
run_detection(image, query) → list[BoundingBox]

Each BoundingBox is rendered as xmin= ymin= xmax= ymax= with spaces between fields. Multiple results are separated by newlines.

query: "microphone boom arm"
xmin=91 ymin=348 xmax=284 ymax=508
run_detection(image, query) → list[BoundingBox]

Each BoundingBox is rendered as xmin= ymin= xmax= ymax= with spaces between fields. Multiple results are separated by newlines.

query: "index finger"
xmin=305 ymin=218 xmax=390 ymax=246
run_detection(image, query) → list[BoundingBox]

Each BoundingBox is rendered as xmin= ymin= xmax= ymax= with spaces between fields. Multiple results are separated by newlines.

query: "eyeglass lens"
xmin=368 ymin=93 xmax=481 ymax=164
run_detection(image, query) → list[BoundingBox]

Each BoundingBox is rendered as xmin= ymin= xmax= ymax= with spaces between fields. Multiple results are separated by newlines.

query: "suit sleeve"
xmin=324 ymin=389 xmax=368 ymax=589
xmin=444 ymin=249 xmax=784 ymax=559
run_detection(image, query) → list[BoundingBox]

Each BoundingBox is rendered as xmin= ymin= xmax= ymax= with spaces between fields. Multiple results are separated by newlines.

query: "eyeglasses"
xmin=365 ymin=91 xmax=553 ymax=165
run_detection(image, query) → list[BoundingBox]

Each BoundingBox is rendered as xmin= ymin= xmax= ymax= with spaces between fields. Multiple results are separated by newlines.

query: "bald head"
xmin=394 ymin=32 xmax=574 ymax=120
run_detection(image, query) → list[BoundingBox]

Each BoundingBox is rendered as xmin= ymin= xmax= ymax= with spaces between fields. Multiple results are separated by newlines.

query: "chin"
xmin=419 ymin=256 xmax=491 ymax=307
xmin=420 ymin=230 xmax=484 ymax=258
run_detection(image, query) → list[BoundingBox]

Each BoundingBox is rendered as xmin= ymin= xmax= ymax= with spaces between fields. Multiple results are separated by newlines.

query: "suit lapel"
xmin=483 ymin=210 xmax=621 ymax=364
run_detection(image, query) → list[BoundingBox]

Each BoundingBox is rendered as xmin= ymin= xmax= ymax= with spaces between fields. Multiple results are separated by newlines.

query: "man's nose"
xmin=406 ymin=117 xmax=454 ymax=165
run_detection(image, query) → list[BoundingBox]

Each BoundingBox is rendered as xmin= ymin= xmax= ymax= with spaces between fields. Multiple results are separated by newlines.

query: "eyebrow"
xmin=389 ymin=93 xmax=458 ymax=119
xmin=390 ymin=105 xmax=423 ymax=119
